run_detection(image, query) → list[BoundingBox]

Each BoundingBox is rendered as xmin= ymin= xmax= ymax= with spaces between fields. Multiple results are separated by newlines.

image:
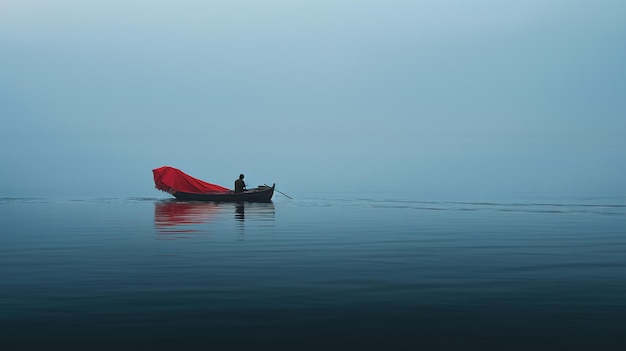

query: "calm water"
xmin=1 ymin=194 xmax=625 ymax=350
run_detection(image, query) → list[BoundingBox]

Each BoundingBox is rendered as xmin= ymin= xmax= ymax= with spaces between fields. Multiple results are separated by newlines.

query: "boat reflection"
xmin=234 ymin=201 xmax=275 ymax=223
xmin=154 ymin=200 xmax=275 ymax=234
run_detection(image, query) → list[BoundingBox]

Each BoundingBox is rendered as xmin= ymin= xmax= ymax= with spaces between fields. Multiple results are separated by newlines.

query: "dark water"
xmin=1 ymin=195 xmax=625 ymax=350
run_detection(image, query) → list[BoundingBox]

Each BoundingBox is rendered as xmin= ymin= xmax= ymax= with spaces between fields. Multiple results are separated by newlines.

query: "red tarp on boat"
xmin=153 ymin=166 xmax=230 ymax=194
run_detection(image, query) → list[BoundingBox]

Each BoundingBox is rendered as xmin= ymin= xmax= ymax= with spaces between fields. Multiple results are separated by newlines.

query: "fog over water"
xmin=1 ymin=0 xmax=625 ymax=199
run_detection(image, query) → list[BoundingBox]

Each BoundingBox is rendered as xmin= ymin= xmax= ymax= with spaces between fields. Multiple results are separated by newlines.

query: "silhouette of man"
xmin=234 ymin=174 xmax=246 ymax=193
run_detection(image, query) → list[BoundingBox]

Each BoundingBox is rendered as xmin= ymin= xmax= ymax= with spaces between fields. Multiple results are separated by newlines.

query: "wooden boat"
xmin=153 ymin=166 xmax=276 ymax=203
xmin=172 ymin=184 xmax=275 ymax=202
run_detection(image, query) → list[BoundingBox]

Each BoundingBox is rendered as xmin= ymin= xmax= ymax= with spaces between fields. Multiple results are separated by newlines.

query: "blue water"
xmin=1 ymin=194 xmax=625 ymax=350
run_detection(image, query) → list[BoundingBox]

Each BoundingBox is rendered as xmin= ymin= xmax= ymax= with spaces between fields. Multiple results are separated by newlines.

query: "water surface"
xmin=1 ymin=195 xmax=625 ymax=349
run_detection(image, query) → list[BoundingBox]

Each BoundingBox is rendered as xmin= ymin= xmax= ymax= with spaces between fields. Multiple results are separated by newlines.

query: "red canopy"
xmin=153 ymin=166 xmax=230 ymax=194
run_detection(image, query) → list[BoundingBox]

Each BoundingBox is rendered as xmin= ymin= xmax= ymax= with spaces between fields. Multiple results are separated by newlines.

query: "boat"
xmin=172 ymin=184 xmax=275 ymax=202
xmin=153 ymin=166 xmax=275 ymax=202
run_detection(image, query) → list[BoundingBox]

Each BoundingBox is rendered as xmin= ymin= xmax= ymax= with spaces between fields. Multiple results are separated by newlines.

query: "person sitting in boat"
xmin=234 ymin=174 xmax=247 ymax=193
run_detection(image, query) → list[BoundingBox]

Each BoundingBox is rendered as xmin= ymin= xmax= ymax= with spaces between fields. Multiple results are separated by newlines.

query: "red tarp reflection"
xmin=154 ymin=201 xmax=219 ymax=233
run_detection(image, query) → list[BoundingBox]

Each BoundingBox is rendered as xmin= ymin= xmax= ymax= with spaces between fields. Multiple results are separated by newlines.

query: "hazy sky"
xmin=2 ymin=0 xmax=625 ymax=198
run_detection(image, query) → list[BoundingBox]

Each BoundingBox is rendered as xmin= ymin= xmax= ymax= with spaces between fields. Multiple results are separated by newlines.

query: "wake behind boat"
xmin=153 ymin=166 xmax=275 ymax=202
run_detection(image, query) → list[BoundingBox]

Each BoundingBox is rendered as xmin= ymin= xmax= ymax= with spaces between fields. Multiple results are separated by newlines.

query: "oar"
xmin=266 ymin=184 xmax=293 ymax=199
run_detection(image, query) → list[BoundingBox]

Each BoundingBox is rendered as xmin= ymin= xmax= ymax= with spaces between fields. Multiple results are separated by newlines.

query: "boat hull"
xmin=173 ymin=184 xmax=275 ymax=202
